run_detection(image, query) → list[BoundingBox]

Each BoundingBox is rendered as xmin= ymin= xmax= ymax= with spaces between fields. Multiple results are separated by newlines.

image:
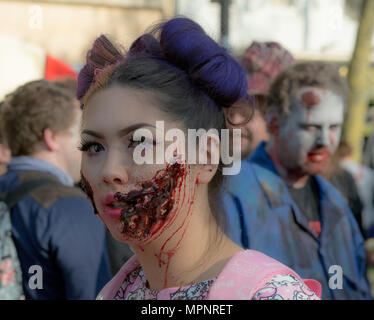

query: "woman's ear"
xmin=196 ymin=134 xmax=220 ymax=184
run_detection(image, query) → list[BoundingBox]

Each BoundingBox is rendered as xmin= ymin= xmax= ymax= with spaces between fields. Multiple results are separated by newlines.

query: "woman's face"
xmin=80 ymin=86 xmax=199 ymax=245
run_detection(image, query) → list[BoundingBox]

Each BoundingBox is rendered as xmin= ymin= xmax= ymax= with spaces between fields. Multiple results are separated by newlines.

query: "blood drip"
xmin=154 ymin=168 xmax=198 ymax=288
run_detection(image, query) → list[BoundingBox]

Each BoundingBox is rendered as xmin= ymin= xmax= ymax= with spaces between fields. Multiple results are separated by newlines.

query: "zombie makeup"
xmin=112 ymin=162 xmax=186 ymax=240
xmin=276 ymin=87 xmax=344 ymax=175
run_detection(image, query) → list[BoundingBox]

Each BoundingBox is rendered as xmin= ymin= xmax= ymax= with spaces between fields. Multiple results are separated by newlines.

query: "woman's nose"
xmin=101 ymin=153 xmax=129 ymax=186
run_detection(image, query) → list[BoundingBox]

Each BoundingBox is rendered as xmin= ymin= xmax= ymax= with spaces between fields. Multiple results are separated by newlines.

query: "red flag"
xmin=44 ymin=54 xmax=77 ymax=81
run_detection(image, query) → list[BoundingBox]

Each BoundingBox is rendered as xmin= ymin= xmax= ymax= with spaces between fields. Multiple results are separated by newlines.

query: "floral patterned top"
xmin=97 ymin=250 xmax=321 ymax=300
xmin=113 ymin=265 xmax=216 ymax=300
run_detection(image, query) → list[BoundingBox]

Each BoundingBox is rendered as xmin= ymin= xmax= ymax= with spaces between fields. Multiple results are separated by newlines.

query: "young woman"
xmin=77 ymin=17 xmax=321 ymax=300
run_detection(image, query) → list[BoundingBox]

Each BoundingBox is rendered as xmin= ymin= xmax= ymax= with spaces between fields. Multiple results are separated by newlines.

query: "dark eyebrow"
xmin=81 ymin=130 xmax=104 ymax=139
xmin=82 ymin=123 xmax=156 ymax=139
xmin=118 ymin=123 xmax=156 ymax=137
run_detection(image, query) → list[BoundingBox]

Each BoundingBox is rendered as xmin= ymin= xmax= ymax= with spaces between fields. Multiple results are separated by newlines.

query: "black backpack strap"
xmin=0 ymin=179 xmax=59 ymax=209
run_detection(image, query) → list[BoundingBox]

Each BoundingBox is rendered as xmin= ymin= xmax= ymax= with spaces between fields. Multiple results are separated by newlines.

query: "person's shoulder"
xmin=238 ymin=251 xmax=321 ymax=300
xmin=315 ymin=174 xmax=348 ymax=201
xmin=222 ymin=161 xmax=260 ymax=195
xmin=251 ymin=273 xmax=320 ymax=300
xmin=209 ymin=250 xmax=321 ymax=300
xmin=7 ymin=170 xmax=88 ymax=210
xmin=20 ymin=176 xmax=97 ymax=223
xmin=0 ymin=170 xmax=21 ymax=193
xmin=31 ymin=183 xmax=88 ymax=210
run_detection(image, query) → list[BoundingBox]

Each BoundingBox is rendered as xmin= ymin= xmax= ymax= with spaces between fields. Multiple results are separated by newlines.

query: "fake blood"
xmin=301 ymin=91 xmax=320 ymax=108
xmin=115 ymin=162 xmax=185 ymax=240
xmin=155 ymin=172 xmax=197 ymax=288
xmin=114 ymin=161 xmax=198 ymax=289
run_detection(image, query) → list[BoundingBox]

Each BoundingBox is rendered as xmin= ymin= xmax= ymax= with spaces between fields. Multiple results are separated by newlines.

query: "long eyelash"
xmin=79 ymin=140 xmax=98 ymax=152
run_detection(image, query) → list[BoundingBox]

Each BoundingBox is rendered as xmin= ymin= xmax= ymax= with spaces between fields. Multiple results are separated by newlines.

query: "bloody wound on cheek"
xmin=115 ymin=162 xmax=185 ymax=240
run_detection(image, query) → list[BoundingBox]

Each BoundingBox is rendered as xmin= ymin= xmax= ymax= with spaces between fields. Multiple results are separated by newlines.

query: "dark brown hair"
xmin=2 ymin=79 xmax=78 ymax=156
xmin=268 ymin=62 xmax=348 ymax=116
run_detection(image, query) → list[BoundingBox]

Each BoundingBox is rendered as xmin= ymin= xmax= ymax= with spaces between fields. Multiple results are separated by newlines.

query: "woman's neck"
xmin=130 ymin=185 xmax=242 ymax=290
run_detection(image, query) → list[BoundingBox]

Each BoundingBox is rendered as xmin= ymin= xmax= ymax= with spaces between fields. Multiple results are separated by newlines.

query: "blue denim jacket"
xmin=1 ymin=157 xmax=111 ymax=299
xmin=223 ymin=142 xmax=372 ymax=299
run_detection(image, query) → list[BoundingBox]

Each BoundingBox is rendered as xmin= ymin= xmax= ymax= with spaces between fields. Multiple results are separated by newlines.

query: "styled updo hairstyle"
xmin=77 ymin=17 xmax=248 ymax=229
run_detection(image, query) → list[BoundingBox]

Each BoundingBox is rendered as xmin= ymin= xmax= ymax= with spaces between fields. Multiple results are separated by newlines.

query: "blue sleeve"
xmin=354 ymin=234 xmax=373 ymax=299
xmin=49 ymin=197 xmax=111 ymax=300
xmin=223 ymin=192 xmax=248 ymax=248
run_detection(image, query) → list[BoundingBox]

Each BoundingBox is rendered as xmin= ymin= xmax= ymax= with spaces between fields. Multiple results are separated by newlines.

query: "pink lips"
xmin=101 ymin=194 xmax=123 ymax=219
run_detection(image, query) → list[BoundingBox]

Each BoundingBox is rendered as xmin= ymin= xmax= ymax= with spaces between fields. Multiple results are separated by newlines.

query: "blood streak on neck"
xmin=155 ymin=167 xmax=198 ymax=288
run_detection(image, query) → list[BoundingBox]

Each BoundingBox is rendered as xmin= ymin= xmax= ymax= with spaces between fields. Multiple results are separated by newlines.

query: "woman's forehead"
xmin=83 ymin=87 xmax=162 ymax=122
xmin=81 ymin=86 xmax=180 ymax=134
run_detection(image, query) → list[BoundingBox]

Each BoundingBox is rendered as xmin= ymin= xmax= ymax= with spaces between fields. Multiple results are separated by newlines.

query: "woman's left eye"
xmin=79 ymin=141 xmax=105 ymax=154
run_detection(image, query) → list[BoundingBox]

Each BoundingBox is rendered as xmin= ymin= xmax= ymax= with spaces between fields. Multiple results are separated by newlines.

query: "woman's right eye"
xmin=79 ymin=142 xmax=105 ymax=155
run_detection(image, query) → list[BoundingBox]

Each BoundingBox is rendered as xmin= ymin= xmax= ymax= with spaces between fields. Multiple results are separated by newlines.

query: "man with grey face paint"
xmin=223 ymin=62 xmax=372 ymax=299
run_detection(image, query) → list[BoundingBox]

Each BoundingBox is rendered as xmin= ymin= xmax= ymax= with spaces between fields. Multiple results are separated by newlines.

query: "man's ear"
xmin=265 ymin=107 xmax=280 ymax=136
xmin=43 ymin=128 xmax=60 ymax=152
xmin=0 ymin=143 xmax=11 ymax=165
xmin=196 ymin=134 xmax=220 ymax=184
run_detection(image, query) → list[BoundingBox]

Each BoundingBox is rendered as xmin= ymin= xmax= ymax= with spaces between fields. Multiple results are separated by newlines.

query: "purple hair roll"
xmin=126 ymin=33 xmax=163 ymax=59
xmin=158 ymin=17 xmax=247 ymax=107
xmin=76 ymin=35 xmax=124 ymax=101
